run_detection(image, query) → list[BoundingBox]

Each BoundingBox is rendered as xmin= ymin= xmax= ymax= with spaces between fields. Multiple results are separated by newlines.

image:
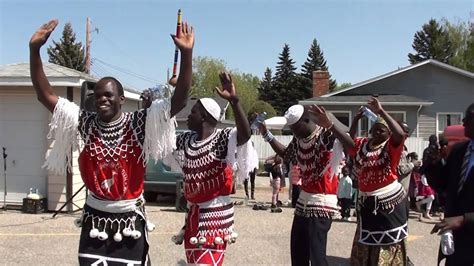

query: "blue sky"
xmin=1 ymin=0 xmax=472 ymax=91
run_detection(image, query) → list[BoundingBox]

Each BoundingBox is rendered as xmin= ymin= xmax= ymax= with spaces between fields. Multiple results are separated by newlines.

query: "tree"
xmin=272 ymin=44 xmax=299 ymax=115
xmin=248 ymin=100 xmax=277 ymax=119
xmin=442 ymin=19 xmax=474 ymax=72
xmin=191 ymin=56 xmax=259 ymax=119
xmin=47 ymin=22 xmax=86 ymax=72
xmin=192 ymin=56 xmax=227 ymax=97
xmin=334 ymin=82 xmax=352 ymax=91
xmin=300 ymin=39 xmax=337 ymax=94
xmin=258 ymin=67 xmax=273 ymax=103
xmin=408 ymin=19 xmax=453 ymax=64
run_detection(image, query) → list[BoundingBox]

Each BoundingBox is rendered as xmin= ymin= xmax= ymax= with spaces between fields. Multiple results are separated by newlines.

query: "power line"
xmin=93 ymin=57 xmax=162 ymax=84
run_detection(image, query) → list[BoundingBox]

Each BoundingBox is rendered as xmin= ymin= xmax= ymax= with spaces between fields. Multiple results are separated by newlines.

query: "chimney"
xmin=313 ymin=70 xmax=330 ymax=97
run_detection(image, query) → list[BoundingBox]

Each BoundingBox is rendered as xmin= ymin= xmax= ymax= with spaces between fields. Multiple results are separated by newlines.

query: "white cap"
xmin=284 ymin=105 xmax=304 ymax=126
xmin=199 ymin=98 xmax=221 ymax=121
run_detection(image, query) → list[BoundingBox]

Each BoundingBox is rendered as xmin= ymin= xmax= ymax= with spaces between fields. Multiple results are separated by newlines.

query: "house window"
xmin=358 ymin=111 xmax=406 ymax=137
xmin=437 ymin=113 xmax=463 ymax=135
xmin=329 ymin=111 xmax=351 ymax=127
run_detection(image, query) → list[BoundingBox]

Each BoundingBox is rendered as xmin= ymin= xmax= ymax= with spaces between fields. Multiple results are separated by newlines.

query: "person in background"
xmin=425 ymin=104 xmax=474 ymax=265
xmin=337 ymin=166 xmax=353 ymax=221
xmin=289 ymin=159 xmax=302 ymax=208
xmin=269 ymin=155 xmax=284 ymax=213
xmin=244 ymin=141 xmax=259 ymax=201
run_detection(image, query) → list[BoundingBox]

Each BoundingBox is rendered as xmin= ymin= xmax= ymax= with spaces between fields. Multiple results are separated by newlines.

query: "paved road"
xmin=0 ymin=179 xmax=440 ymax=265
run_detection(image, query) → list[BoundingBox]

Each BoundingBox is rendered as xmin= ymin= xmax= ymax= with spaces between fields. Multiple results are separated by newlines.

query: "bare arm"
xmin=257 ymin=122 xmax=287 ymax=156
xmin=349 ymin=107 xmax=363 ymax=138
xmin=29 ymin=19 xmax=59 ymax=112
xmin=215 ymin=72 xmax=251 ymax=146
xmin=368 ymin=97 xmax=405 ymax=146
xmin=308 ymin=104 xmax=355 ymax=150
xmin=169 ymin=22 xmax=194 ymax=117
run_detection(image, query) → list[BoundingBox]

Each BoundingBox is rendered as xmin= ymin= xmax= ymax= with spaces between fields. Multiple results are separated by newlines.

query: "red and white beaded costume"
xmin=284 ymin=127 xmax=344 ymax=219
xmin=174 ymin=127 xmax=251 ymax=266
xmin=43 ymin=97 xmax=176 ymax=265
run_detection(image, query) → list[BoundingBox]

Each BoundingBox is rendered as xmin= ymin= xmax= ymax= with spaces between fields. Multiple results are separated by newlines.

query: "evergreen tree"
xmin=47 ymin=23 xmax=86 ymax=72
xmin=408 ymin=19 xmax=453 ymax=64
xmin=258 ymin=67 xmax=273 ymax=102
xmin=272 ymin=44 xmax=299 ymax=115
xmin=300 ymin=39 xmax=337 ymax=93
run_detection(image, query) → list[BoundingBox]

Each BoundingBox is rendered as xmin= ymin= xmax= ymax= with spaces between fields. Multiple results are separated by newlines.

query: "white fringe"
xmin=321 ymin=139 xmax=345 ymax=181
xmin=142 ymin=99 xmax=177 ymax=164
xmin=43 ymin=97 xmax=80 ymax=174
xmin=226 ymin=128 xmax=257 ymax=183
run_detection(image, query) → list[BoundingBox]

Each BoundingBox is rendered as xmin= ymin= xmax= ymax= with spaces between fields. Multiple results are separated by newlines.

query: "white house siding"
xmin=417 ymin=114 xmax=437 ymax=139
xmin=0 ymin=87 xmax=49 ymax=205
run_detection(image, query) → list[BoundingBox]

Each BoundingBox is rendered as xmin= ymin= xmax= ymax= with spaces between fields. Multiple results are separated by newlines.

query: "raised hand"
xmin=354 ymin=106 xmax=364 ymax=121
xmin=367 ymin=97 xmax=383 ymax=114
xmin=30 ymin=19 xmax=58 ymax=51
xmin=215 ymin=72 xmax=237 ymax=102
xmin=308 ymin=104 xmax=333 ymax=129
xmin=171 ymin=22 xmax=194 ymax=52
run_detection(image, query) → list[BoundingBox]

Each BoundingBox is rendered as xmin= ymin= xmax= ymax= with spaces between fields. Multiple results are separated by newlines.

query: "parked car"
xmin=443 ymin=125 xmax=468 ymax=154
xmin=144 ymin=131 xmax=187 ymax=212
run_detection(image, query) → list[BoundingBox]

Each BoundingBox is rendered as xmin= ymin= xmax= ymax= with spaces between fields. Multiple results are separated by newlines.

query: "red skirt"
xmin=184 ymin=201 xmax=235 ymax=266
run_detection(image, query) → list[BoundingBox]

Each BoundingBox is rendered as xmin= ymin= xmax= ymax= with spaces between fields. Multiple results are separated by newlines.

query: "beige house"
xmin=0 ymin=63 xmax=141 ymax=211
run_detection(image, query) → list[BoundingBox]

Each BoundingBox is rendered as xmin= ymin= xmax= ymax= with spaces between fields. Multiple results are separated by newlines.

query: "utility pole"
xmin=85 ymin=17 xmax=91 ymax=74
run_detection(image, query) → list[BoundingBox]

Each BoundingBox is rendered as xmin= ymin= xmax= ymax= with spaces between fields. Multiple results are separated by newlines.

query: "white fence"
xmin=251 ymin=135 xmax=428 ymax=161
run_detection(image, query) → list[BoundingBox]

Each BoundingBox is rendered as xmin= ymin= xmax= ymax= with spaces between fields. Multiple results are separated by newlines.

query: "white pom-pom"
xmin=122 ymin=228 xmax=132 ymax=237
xmin=113 ymin=232 xmax=123 ymax=242
xmin=214 ymin=236 xmax=224 ymax=245
xmin=98 ymin=231 xmax=108 ymax=241
xmin=132 ymin=230 xmax=142 ymax=240
xmin=231 ymin=232 xmax=238 ymax=239
xmin=189 ymin=237 xmax=198 ymax=245
xmin=74 ymin=218 xmax=82 ymax=227
xmin=198 ymin=236 xmax=206 ymax=245
xmin=89 ymin=228 xmax=99 ymax=238
xmin=146 ymin=222 xmax=156 ymax=232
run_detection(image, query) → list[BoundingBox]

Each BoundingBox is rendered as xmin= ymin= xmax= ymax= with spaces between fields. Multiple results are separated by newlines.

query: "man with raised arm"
xmin=29 ymin=19 xmax=194 ymax=265
xmin=258 ymin=104 xmax=354 ymax=266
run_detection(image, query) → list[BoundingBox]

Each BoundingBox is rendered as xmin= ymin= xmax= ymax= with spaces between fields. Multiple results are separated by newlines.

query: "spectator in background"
xmin=269 ymin=155 xmax=284 ymax=213
xmin=398 ymin=122 xmax=421 ymax=194
xmin=289 ymin=159 xmax=302 ymax=208
xmin=337 ymin=166 xmax=352 ymax=221
xmin=424 ymin=103 xmax=474 ymax=265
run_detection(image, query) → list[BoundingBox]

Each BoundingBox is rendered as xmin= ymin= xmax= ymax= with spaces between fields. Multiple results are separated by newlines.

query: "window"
xmin=357 ymin=111 xmax=406 ymax=137
xmin=329 ymin=111 xmax=351 ymax=127
xmin=437 ymin=113 xmax=463 ymax=135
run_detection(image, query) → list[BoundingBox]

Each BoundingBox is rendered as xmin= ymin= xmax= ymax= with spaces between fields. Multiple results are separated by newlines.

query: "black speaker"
xmin=80 ymin=81 xmax=96 ymax=112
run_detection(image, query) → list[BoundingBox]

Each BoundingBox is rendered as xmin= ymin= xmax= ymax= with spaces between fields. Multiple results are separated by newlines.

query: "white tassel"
xmin=142 ymin=99 xmax=177 ymax=164
xmin=43 ymin=98 xmax=80 ymax=174
xmin=225 ymin=128 xmax=258 ymax=183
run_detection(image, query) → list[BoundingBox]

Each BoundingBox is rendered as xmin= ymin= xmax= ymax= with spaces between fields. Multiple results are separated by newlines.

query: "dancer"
xmin=29 ymin=19 xmax=194 ymax=265
xmin=348 ymin=98 xmax=408 ymax=265
xmin=172 ymin=72 xmax=252 ymax=265
xmin=258 ymin=104 xmax=354 ymax=266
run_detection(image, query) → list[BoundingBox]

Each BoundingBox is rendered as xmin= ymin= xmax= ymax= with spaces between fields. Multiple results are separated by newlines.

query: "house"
xmin=300 ymin=60 xmax=474 ymax=140
xmin=0 ymin=63 xmax=141 ymax=211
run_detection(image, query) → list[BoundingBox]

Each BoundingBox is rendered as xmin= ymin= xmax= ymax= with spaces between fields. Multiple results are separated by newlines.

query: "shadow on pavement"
xmin=327 ymin=255 xmax=350 ymax=265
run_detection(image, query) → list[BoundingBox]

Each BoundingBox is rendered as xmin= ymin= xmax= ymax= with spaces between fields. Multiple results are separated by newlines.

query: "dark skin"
xmin=430 ymin=104 xmax=474 ymax=235
xmin=187 ymin=72 xmax=251 ymax=146
xmin=258 ymin=104 xmax=355 ymax=157
xmin=349 ymin=97 xmax=405 ymax=148
xmin=30 ymin=19 xmax=194 ymax=121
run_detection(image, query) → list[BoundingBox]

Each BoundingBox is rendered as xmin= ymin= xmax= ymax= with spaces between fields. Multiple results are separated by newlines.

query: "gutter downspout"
xmin=416 ymin=104 xmax=422 ymax=138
